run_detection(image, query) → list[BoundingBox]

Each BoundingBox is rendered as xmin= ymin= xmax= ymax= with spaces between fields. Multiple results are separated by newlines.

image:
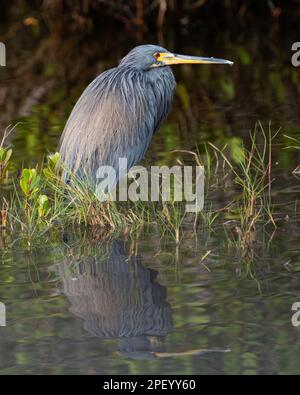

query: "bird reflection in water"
xmin=59 ymin=240 xmax=172 ymax=359
xmin=59 ymin=238 xmax=230 ymax=359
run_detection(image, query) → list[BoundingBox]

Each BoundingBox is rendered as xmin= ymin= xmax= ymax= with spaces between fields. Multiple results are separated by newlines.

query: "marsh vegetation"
xmin=0 ymin=0 xmax=300 ymax=375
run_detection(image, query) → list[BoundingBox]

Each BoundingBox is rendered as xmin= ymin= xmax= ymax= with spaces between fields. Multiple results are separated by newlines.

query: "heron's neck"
xmin=147 ymin=65 xmax=174 ymax=79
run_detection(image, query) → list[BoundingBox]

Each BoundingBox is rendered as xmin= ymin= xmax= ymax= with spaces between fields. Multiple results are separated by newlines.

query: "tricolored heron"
xmin=59 ymin=45 xmax=233 ymax=191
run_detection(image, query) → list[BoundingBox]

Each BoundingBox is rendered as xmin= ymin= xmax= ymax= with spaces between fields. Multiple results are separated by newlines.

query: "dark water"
xmin=1 ymin=225 xmax=300 ymax=375
xmin=1 ymin=8 xmax=300 ymax=375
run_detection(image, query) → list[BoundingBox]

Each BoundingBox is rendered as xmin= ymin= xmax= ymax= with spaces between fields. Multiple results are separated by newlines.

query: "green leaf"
xmin=37 ymin=194 xmax=49 ymax=217
xmin=4 ymin=149 xmax=12 ymax=165
xmin=29 ymin=169 xmax=37 ymax=183
xmin=0 ymin=147 xmax=5 ymax=161
xmin=20 ymin=168 xmax=40 ymax=196
xmin=48 ymin=152 xmax=61 ymax=166
xmin=20 ymin=178 xmax=29 ymax=195
xmin=38 ymin=195 xmax=48 ymax=207
xmin=22 ymin=169 xmax=31 ymax=182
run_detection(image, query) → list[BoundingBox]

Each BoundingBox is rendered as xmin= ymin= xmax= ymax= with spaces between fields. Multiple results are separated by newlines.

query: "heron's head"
xmin=119 ymin=44 xmax=233 ymax=71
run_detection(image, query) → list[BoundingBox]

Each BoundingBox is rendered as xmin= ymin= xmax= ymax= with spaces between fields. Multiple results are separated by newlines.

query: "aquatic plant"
xmin=0 ymin=122 xmax=297 ymax=259
xmin=208 ymin=122 xmax=278 ymax=258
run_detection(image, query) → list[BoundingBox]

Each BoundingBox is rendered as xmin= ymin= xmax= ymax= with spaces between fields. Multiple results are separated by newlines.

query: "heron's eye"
xmin=154 ymin=52 xmax=160 ymax=60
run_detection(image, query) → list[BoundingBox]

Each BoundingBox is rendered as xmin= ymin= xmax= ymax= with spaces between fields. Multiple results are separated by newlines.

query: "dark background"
xmin=0 ymin=1 xmax=300 ymax=167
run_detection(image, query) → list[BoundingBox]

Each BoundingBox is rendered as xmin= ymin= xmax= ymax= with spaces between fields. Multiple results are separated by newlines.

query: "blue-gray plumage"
xmin=59 ymin=44 xmax=233 ymax=192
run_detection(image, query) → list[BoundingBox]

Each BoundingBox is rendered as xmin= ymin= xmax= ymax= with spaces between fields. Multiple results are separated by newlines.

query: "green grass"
xmin=0 ymin=122 xmax=297 ymax=254
xmin=207 ymin=121 xmax=279 ymax=256
xmin=1 ymin=150 xmax=192 ymax=244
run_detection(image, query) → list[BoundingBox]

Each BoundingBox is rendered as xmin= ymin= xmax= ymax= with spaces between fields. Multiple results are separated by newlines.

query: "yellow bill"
xmin=157 ymin=52 xmax=233 ymax=66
